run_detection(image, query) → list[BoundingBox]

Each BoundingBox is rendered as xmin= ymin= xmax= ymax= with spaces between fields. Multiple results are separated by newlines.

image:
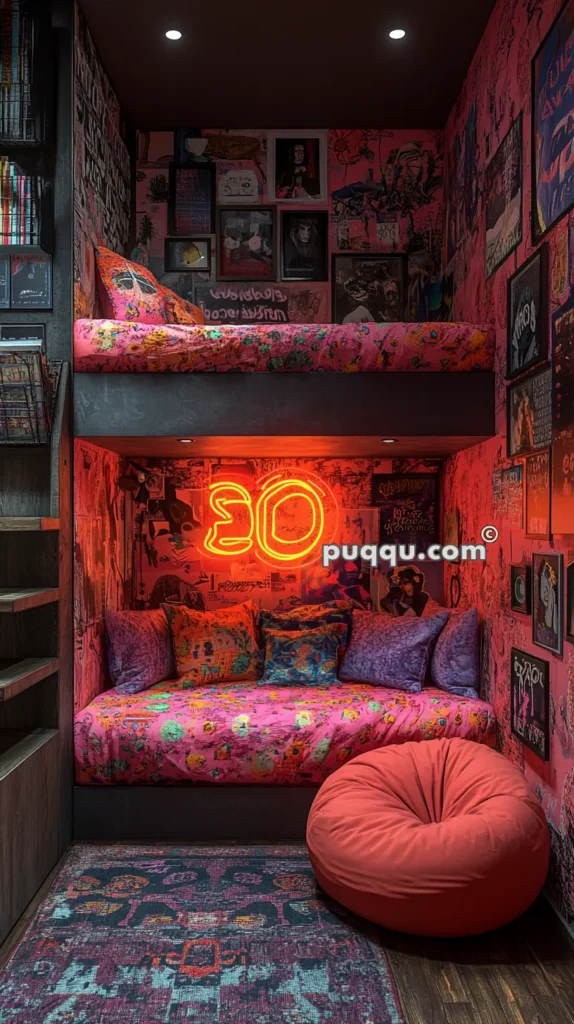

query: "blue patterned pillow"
xmin=261 ymin=623 xmax=346 ymax=686
xmin=259 ymin=601 xmax=353 ymax=648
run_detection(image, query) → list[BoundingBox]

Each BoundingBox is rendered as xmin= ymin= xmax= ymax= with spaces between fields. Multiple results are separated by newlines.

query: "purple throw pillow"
xmin=340 ymin=609 xmax=450 ymax=692
xmin=431 ymin=608 xmax=479 ymax=698
xmin=106 ymin=608 xmax=175 ymax=695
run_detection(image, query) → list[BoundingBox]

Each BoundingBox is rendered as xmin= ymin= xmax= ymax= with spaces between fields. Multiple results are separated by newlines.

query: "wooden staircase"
xmin=0 ymin=363 xmax=72 ymax=944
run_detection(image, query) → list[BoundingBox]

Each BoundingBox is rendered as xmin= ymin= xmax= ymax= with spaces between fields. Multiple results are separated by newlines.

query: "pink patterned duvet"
xmin=74 ymin=679 xmax=496 ymax=785
xmin=73 ymin=320 xmax=494 ymax=373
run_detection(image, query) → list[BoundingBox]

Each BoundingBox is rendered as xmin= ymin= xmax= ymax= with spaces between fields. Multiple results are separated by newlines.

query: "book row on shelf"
xmin=0 ymin=156 xmax=41 ymax=245
xmin=0 ymin=0 xmax=36 ymax=143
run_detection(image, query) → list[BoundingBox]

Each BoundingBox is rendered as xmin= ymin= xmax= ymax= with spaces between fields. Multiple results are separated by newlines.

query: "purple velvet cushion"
xmin=340 ymin=609 xmax=450 ymax=692
xmin=106 ymin=608 xmax=175 ymax=695
xmin=431 ymin=608 xmax=479 ymax=698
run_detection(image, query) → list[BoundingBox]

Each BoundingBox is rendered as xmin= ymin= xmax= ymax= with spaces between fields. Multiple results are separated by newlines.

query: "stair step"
xmin=0 ymin=658 xmax=59 ymax=701
xmin=0 ymin=518 xmax=60 ymax=531
xmin=0 ymin=728 xmax=59 ymax=781
xmin=0 ymin=588 xmax=60 ymax=613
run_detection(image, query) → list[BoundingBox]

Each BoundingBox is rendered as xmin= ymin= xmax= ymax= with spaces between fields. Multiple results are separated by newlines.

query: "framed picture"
xmin=532 ymin=552 xmax=563 ymax=656
xmin=0 ymin=323 xmax=45 ymax=347
xmin=567 ymin=561 xmax=574 ymax=643
xmin=332 ymin=254 xmax=408 ymax=324
xmin=268 ymin=131 xmax=327 ymax=202
xmin=0 ymin=256 xmax=9 ymax=308
xmin=164 ymin=237 xmax=211 ymax=273
xmin=507 ymin=366 xmax=552 ymax=457
xmin=510 ymin=564 xmax=532 ymax=614
xmin=217 ymin=207 xmax=276 ymax=281
xmin=492 ymin=463 xmax=524 ymax=526
xmin=280 ymin=211 xmax=328 ymax=282
xmin=506 ymin=245 xmax=549 ymax=380
xmin=168 ymin=163 xmax=215 ymax=236
xmin=525 ymin=449 xmax=551 ymax=540
xmin=485 ymin=115 xmax=522 ymax=278
xmin=532 ymin=0 xmax=574 ymax=241
xmin=510 ymin=647 xmax=550 ymax=760
xmin=9 ymin=254 xmax=52 ymax=309
xmin=551 ymin=296 xmax=574 ymax=533
xmin=371 ymin=473 xmax=442 ymax=608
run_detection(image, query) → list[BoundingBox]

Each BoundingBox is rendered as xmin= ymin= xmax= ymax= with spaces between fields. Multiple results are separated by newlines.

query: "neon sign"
xmin=203 ymin=471 xmax=338 ymax=568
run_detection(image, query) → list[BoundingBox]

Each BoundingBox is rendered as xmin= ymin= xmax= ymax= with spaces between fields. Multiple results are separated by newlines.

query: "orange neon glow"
xmin=256 ymin=478 xmax=325 ymax=563
xmin=203 ymin=481 xmax=254 ymax=556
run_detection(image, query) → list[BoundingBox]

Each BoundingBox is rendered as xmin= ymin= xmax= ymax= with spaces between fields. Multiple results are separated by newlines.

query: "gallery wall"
xmin=134 ymin=129 xmax=445 ymax=324
xmin=441 ymin=0 xmax=574 ymax=924
xmin=73 ymin=4 xmax=131 ymax=319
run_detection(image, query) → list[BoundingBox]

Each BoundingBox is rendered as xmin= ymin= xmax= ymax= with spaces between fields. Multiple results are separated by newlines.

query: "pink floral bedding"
xmin=74 ymin=679 xmax=496 ymax=785
xmin=74 ymin=320 xmax=494 ymax=373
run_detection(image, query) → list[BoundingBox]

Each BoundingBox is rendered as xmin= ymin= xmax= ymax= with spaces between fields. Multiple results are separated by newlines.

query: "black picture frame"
xmin=532 ymin=0 xmax=574 ymax=242
xmin=524 ymin=448 xmax=551 ymax=540
xmin=532 ymin=552 xmax=563 ymax=656
xmin=216 ymin=206 xmax=277 ymax=282
xmin=485 ymin=114 xmax=522 ymax=279
xmin=9 ymin=254 xmax=52 ymax=310
xmin=506 ymin=365 xmax=552 ymax=457
xmin=510 ymin=647 xmax=550 ymax=760
xmin=280 ymin=211 xmax=328 ymax=282
xmin=506 ymin=244 xmax=549 ymax=380
xmin=567 ymin=562 xmax=574 ymax=643
xmin=164 ymin=237 xmax=211 ymax=273
xmin=168 ymin=162 xmax=215 ymax=236
xmin=510 ymin=564 xmax=532 ymax=614
xmin=331 ymin=253 xmax=408 ymax=324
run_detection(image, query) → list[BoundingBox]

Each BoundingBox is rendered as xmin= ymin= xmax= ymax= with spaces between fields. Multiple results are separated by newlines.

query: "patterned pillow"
xmin=106 ymin=608 xmax=175 ymax=695
xmin=259 ymin=600 xmax=353 ymax=642
xmin=339 ymin=609 xmax=450 ymax=692
xmin=162 ymin=286 xmax=205 ymax=325
xmin=261 ymin=623 xmax=346 ymax=686
xmin=431 ymin=608 xmax=480 ymax=698
xmin=162 ymin=600 xmax=258 ymax=685
xmin=95 ymin=247 xmax=167 ymax=324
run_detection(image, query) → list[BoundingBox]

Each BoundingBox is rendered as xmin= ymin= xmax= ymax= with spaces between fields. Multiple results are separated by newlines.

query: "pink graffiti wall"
xmin=134 ymin=128 xmax=444 ymax=323
xmin=442 ymin=0 xmax=574 ymax=924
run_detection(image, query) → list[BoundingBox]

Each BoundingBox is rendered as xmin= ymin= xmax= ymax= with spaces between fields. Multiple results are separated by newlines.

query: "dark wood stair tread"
xmin=0 ymin=588 xmax=60 ymax=613
xmin=0 ymin=658 xmax=59 ymax=701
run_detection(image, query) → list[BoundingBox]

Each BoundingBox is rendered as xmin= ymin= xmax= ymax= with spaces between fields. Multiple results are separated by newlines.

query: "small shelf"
xmin=0 ymin=657 xmax=59 ymax=702
xmin=0 ymin=728 xmax=58 ymax=782
xmin=0 ymin=588 xmax=59 ymax=613
xmin=0 ymin=518 xmax=59 ymax=532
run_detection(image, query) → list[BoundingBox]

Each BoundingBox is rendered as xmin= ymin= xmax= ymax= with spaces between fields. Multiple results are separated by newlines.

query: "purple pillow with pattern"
xmin=431 ymin=608 xmax=479 ymax=698
xmin=106 ymin=608 xmax=175 ymax=695
xmin=340 ymin=609 xmax=450 ymax=692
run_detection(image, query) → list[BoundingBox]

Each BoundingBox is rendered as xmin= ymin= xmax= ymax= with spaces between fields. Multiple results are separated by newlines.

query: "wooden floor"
xmin=0 ymin=846 xmax=573 ymax=1024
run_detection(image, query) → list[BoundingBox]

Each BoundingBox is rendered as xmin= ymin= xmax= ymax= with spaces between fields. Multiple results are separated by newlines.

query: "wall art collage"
xmin=442 ymin=0 xmax=574 ymax=925
xmin=133 ymin=127 xmax=445 ymax=324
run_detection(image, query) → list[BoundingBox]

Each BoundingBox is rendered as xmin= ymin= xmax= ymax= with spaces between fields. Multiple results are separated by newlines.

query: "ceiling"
xmin=79 ymin=0 xmax=495 ymax=129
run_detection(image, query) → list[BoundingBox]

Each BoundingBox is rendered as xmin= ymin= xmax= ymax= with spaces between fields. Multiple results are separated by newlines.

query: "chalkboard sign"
xmin=168 ymin=163 xmax=215 ymax=235
xmin=525 ymin=449 xmax=551 ymax=539
xmin=193 ymin=282 xmax=290 ymax=324
xmin=510 ymin=647 xmax=549 ymax=760
xmin=507 ymin=366 xmax=552 ymax=456
xmin=552 ymin=295 xmax=574 ymax=533
xmin=506 ymin=244 xmax=548 ymax=379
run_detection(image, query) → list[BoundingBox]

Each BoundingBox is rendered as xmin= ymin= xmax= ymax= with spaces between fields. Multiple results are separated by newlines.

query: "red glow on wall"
xmin=203 ymin=470 xmax=338 ymax=568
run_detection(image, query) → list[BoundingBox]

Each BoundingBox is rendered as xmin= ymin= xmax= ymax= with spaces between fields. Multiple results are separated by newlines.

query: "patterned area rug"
xmin=0 ymin=844 xmax=404 ymax=1023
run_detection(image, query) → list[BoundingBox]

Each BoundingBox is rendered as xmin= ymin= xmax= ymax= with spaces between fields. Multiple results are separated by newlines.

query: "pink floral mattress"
xmin=74 ymin=679 xmax=496 ymax=785
xmin=73 ymin=320 xmax=494 ymax=373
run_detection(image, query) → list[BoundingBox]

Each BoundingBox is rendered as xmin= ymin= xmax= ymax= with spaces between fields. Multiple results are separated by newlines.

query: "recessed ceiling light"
xmin=380 ymin=438 xmax=397 ymax=443
xmin=178 ymin=438 xmax=195 ymax=444
xmin=165 ymin=29 xmax=183 ymax=40
xmin=389 ymin=28 xmax=406 ymax=40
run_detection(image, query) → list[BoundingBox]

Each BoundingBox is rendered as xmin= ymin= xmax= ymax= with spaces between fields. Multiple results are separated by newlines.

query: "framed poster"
xmin=280 ymin=211 xmax=328 ymax=282
xmin=332 ymin=254 xmax=408 ymax=324
xmin=551 ymin=295 xmax=574 ymax=533
xmin=217 ymin=207 xmax=276 ymax=281
xmin=567 ymin=561 xmax=574 ymax=643
xmin=0 ymin=256 xmax=9 ymax=308
xmin=485 ymin=115 xmax=522 ymax=278
xmin=371 ymin=473 xmax=442 ymax=609
xmin=525 ymin=449 xmax=551 ymax=540
xmin=532 ymin=0 xmax=574 ymax=241
xmin=492 ymin=464 xmax=524 ymax=526
xmin=532 ymin=552 xmax=563 ymax=656
xmin=168 ymin=163 xmax=215 ymax=235
xmin=510 ymin=564 xmax=532 ymax=614
xmin=510 ymin=647 xmax=550 ymax=760
xmin=164 ymin=237 xmax=211 ymax=273
xmin=507 ymin=366 xmax=552 ymax=457
xmin=10 ymin=255 xmax=52 ymax=309
xmin=268 ymin=130 xmax=327 ymax=202
xmin=506 ymin=245 xmax=548 ymax=379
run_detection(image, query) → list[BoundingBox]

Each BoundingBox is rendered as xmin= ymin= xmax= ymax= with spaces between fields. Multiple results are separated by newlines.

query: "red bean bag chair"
xmin=307 ymin=738 xmax=549 ymax=937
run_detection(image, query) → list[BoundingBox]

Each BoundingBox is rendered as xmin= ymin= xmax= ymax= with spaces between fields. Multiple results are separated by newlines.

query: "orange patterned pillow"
xmin=162 ymin=286 xmax=205 ymax=325
xmin=95 ymin=247 xmax=166 ymax=324
xmin=162 ymin=600 xmax=258 ymax=685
